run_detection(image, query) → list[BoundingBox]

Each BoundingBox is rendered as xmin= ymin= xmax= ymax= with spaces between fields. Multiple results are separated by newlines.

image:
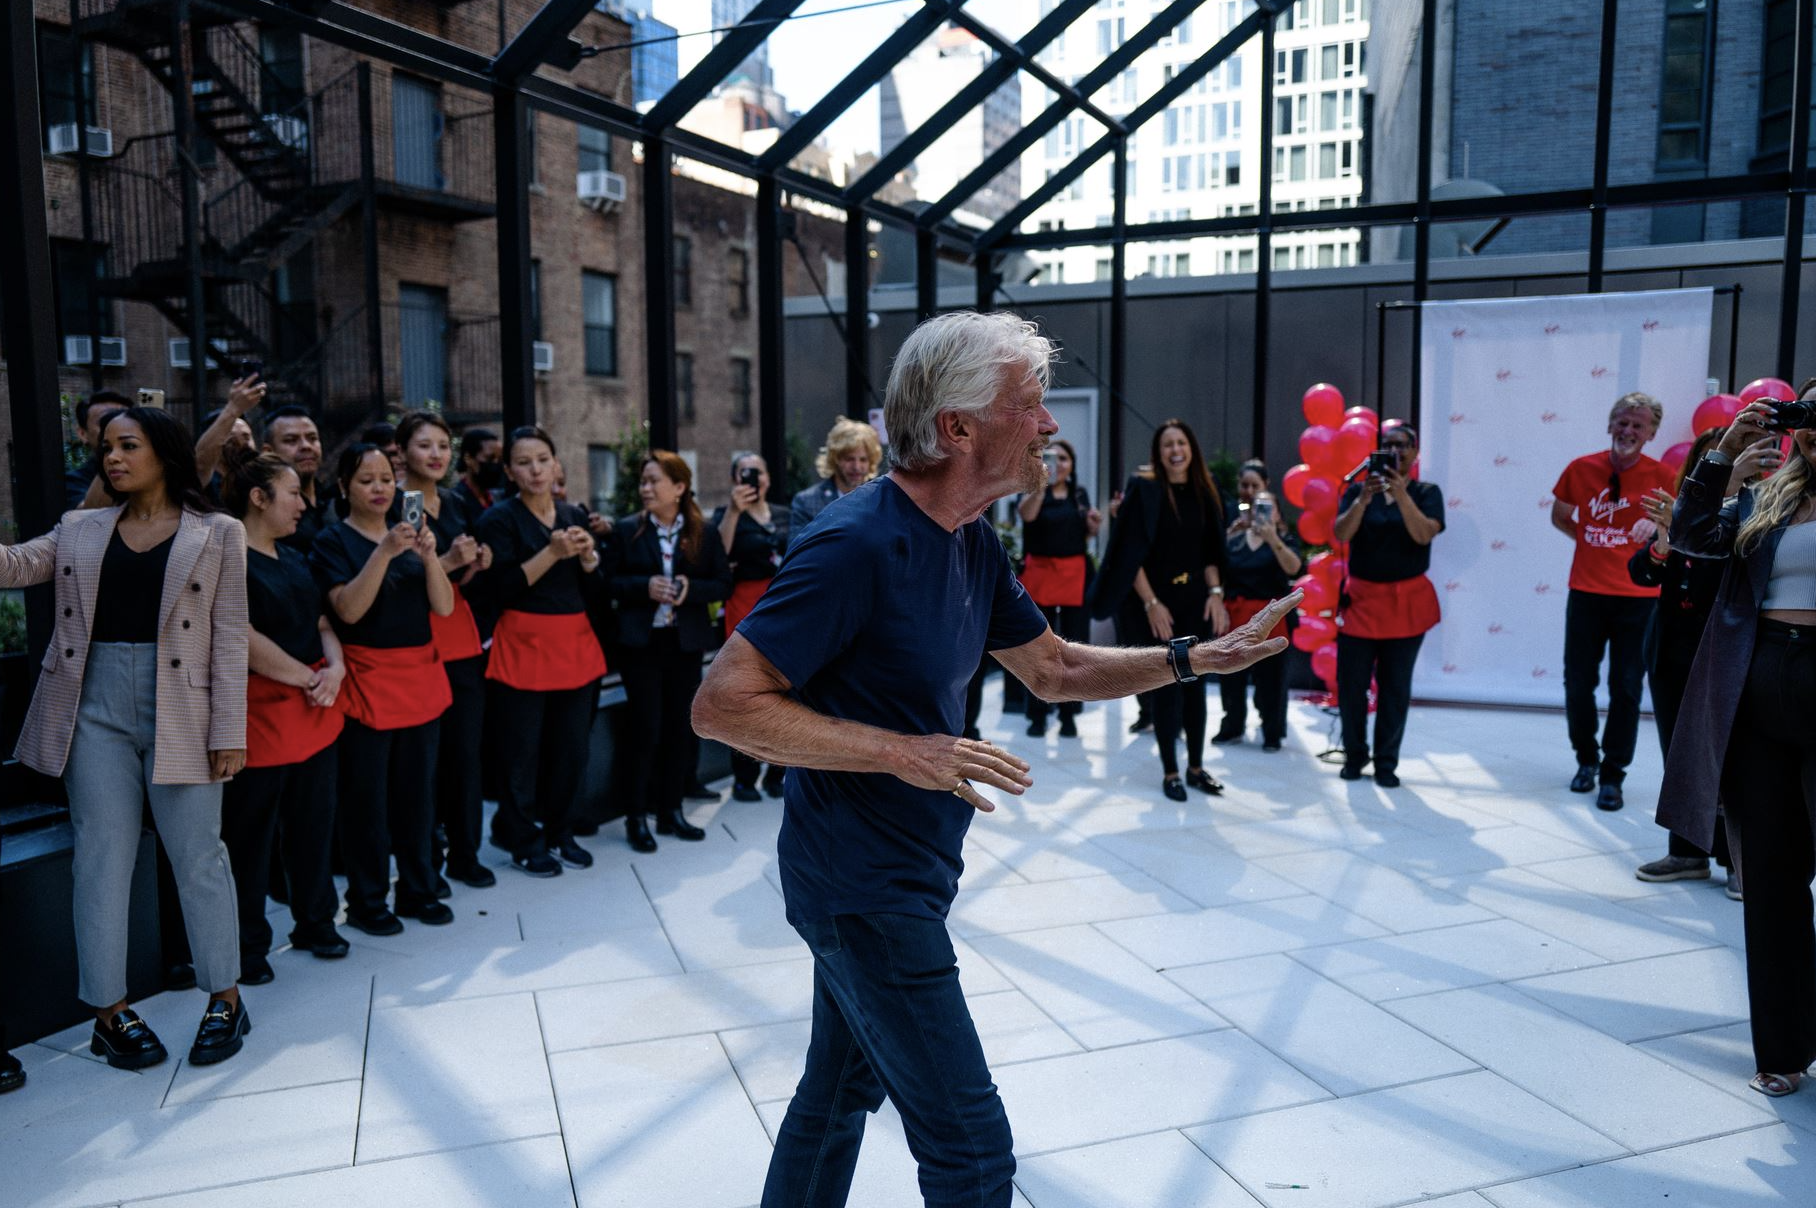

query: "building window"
xmin=1657 ymin=0 xmax=1715 ymax=169
xmin=730 ymin=357 xmax=753 ymax=426
xmin=1320 ymin=91 xmax=1338 ymax=132
xmin=37 ymin=24 xmax=95 ymax=145
xmin=259 ymin=28 xmax=306 ymax=118
xmin=673 ymin=235 xmax=692 ymax=308
xmin=583 ymin=271 xmax=616 ymax=376
xmin=677 ymin=351 xmax=696 ymax=423
xmin=1321 ymin=45 xmax=1339 ymax=80
xmin=528 ymin=259 xmax=542 ymax=342
xmin=1275 ymin=97 xmax=1292 ymax=136
xmin=588 ymin=445 xmax=617 ymax=515
xmin=51 ymin=240 xmax=108 ymax=353
xmin=728 ymin=248 xmax=750 ymax=316
xmin=1319 ymin=143 xmax=1337 ymax=178
xmin=578 ymin=123 xmax=611 ymax=174
xmin=1290 ymin=145 xmax=1307 ymax=180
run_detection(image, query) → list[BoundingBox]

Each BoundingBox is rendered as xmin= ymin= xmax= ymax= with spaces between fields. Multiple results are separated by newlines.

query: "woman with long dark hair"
xmin=712 ymin=451 xmax=792 ymax=800
xmin=611 ymin=451 xmax=732 ymax=850
xmin=1091 ymin=419 xmax=1230 ymax=801
xmin=1017 ymin=438 xmax=1100 ymax=738
xmin=397 ymin=410 xmax=496 ymax=890
xmin=311 ymin=444 xmax=457 ymax=934
xmin=1660 ymin=381 xmax=1816 ymax=1097
xmin=1216 ymin=460 xmax=1301 ymax=750
xmin=475 ymin=426 xmax=611 ymax=876
xmin=0 ymin=406 xmax=250 ymax=1068
xmin=218 ymin=447 xmax=348 ymax=981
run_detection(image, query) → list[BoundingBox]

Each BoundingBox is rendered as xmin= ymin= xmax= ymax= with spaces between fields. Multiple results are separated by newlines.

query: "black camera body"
xmin=1765 ymin=399 xmax=1816 ymax=432
xmin=239 ymin=358 xmax=264 ymax=383
xmin=1367 ymin=450 xmax=1398 ymax=475
xmin=740 ymin=466 xmax=762 ymax=492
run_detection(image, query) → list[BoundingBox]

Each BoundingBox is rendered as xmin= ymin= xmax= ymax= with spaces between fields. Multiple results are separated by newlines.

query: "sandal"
xmin=1749 ymin=1071 xmax=1803 ymax=1098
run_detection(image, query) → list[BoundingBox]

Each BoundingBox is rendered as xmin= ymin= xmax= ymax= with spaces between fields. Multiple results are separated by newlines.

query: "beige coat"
xmin=0 ymin=506 xmax=248 ymax=784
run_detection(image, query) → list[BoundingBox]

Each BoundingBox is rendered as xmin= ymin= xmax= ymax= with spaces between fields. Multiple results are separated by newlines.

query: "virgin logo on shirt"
xmin=1585 ymin=488 xmax=1628 ymax=525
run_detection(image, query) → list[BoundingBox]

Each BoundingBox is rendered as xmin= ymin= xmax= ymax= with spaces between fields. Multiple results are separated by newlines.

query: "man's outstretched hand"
xmin=1189 ymin=590 xmax=1304 ymax=676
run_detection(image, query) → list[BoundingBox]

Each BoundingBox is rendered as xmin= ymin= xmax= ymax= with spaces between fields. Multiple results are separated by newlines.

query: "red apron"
xmin=1226 ymin=595 xmax=1288 ymax=641
xmin=485 ymin=609 xmax=607 ymax=692
xmin=1340 ymin=575 xmax=1442 ymax=641
xmin=338 ymin=642 xmax=452 ymax=731
xmin=1020 ymin=554 xmax=1087 ymax=608
xmin=429 ymin=588 xmax=484 ymax=663
xmin=245 ymin=663 xmax=345 ymax=769
xmin=725 ymin=578 xmax=771 ymax=636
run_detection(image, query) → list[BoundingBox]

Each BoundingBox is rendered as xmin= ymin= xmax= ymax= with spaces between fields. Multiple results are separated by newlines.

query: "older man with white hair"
xmin=694 ymin=311 xmax=1298 ymax=1208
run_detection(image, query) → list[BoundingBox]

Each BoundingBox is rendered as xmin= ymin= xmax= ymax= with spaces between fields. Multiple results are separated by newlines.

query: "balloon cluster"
xmin=1283 ymin=383 xmax=1370 ymax=696
xmin=1660 ymin=377 xmax=1793 ymax=474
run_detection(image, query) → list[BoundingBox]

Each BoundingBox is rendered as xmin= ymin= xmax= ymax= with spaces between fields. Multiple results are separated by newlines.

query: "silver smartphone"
xmin=1255 ymin=498 xmax=1274 ymax=524
xmin=401 ymin=489 xmax=425 ymax=529
xmin=135 ymin=388 xmax=165 ymax=409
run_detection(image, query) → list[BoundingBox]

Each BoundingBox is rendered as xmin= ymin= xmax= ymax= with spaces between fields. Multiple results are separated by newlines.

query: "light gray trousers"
xmin=65 ymin=643 xmax=239 ymax=1006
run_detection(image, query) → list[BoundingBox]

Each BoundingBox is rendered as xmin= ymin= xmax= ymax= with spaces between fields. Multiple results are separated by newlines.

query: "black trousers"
xmin=618 ymin=629 xmax=704 ymax=821
xmin=1651 ymin=638 xmax=1731 ymax=864
xmin=1219 ymin=623 xmax=1288 ymax=744
xmin=1337 ymin=632 xmax=1425 ymax=773
xmin=1026 ymin=602 xmax=1088 ymax=726
xmin=1114 ymin=599 xmax=1153 ymax=725
xmin=1564 ymin=589 xmax=1656 ymax=784
xmin=222 ymin=742 xmax=338 ymax=955
xmin=731 ymin=749 xmax=786 ymax=790
xmin=1719 ymin=621 xmax=1816 ymax=1074
xmin=337 ymin=717 xmax=439 ymax=919
xmin=436 ymin=655 xmax=487 ymax=870
xmin=487 ymin=680 xmax=595 ymax=856
xmin=1151 ymin=678 xmax=1207 ymax=776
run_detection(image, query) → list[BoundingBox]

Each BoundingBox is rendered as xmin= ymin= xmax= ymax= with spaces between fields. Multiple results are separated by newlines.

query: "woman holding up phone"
xmin=712 ymin=452 xmax=792 ymax=801
xmin=397 ymin=410 xmax=494 ymax=891
xmin=311 ymin=444 xmax=455 ymax=934
xmin=1216 ymin=461 xmax=1301 ymax=750
xmin=1017 ymin=439 xmax=1100 ymax=739
xmin=474 ymin=427 xmax=611 ymax=877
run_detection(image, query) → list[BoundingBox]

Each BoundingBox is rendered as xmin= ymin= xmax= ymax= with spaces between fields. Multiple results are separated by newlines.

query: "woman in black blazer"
xmin=610 ymin=451 xmax=732 ymax=851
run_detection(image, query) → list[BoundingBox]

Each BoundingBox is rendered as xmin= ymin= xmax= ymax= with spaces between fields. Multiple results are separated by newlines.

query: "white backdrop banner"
xmin=1412 ymin=287 xmax=1713 ymax=707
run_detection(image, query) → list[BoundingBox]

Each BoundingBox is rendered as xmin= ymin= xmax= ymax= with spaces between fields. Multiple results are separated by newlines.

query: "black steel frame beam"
xmin=1254 ymin=8 xmax=1275 ymax=455
xmin=644 ymin=0 xmax=808 ymax=134
xmin=1780 ymin=0 xmax=1813 ymax=382
xmin=945 ymin=9 xmax=1124 ymax=134
xmin=757 ymin=177 xmax=787 ymax=487
xmin=845 ymin=205 xmax=870 ymax=418
xmin=920 ymin=0 xmax=1211 ymax=229
xmin=1586 ymin=0 xmax=1619 ymax=291
xmin=1109 ymin=137 xmax=1128 ymax=485
xmin=495 ymin=85 xmax=536 ymax=430
xmin=646 ymin=135 xmax=678 ymax=451
xmin=847 ymin=0 xmax=1098 ymax=204
xmin=974 ymin=8 xmax=1266 ymax=250
xmin=1410 ymin=0 xmax=1437 ymax=428
xmin=491 ymin=0 xmax=599 ymax=83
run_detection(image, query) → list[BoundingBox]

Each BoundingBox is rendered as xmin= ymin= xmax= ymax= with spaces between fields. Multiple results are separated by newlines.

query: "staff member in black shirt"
xmin=612 ymin=451 xmax=733 ymax=850
xmin=448 ymin=427 xmax=506 ymax=521
xmin=712 ymin=451 xmax=793 ymax=801
xmin=263 ymin=407 xmax=337 ymax=553
xmin=1217 ymin=461 xmax=1302 ymax=750
xmin=1017 ymin=438 xmax=1100 ymax=738
xmin=474 ymin=426 xmax=611 ymax=876
xmin=397 ymin=411 xmax=496 ymax=891
xmin=1331 ymin=421 xmax=1445 ymax=788
xmin=312 ymin=444 xmax=461 ymax=934
xmin=219 ymin=448 xmax=349 ymax=980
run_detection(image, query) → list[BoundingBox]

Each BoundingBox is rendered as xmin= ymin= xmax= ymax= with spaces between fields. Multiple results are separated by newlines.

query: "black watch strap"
xmin=1167 ymin=636 xmax=1199 ymax=683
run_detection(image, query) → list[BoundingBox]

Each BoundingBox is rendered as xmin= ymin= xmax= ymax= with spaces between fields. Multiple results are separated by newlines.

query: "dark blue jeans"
xmin=761 ymin=913 xmax=1015 ymax=1208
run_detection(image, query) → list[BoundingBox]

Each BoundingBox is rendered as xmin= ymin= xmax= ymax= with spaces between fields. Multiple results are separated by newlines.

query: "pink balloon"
xmin=1293 ymin=574 xmax=1333 ymax=615
xmin=1299 ymin=426 xmax=1340 ymax=474
xmin=1281 ymin=463 xmax=1313 ymax=508
xmin=1342 ymin=406 xmax=1380 ymax=430
xmin=1298 ymin=509 xmax=1333 ymax=547
xmin=1302 ymin=383 xmax=1346 ymax=428
xmin=1292 ymin=616 xmax=1337 ymax=652
xmin=1740 ymin=377 xmax=1794 ymax=406
xmin=1310 ymin=644 xmax=1338 ymax=688
xmin=1334 ymin=419 xmax=1376 ymax=469
xmin=1310 ymin=553 xmax=1347 ymax=587
xmin=1659 ymin=441 xmax=1694 ymax=473
xmin=1301 ymin=475 xmax=1340 ymax=515
xmin=1692 ymin=394 xmax=1742 ymax=435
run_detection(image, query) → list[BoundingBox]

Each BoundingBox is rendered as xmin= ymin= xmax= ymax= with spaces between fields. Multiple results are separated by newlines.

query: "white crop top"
xmin=1762 ymin=521 xmax=1816 ymax=611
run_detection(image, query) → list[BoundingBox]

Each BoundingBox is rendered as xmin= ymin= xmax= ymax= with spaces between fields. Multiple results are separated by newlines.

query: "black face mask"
xmin=473 ymin=460 xmax=505 ymax=489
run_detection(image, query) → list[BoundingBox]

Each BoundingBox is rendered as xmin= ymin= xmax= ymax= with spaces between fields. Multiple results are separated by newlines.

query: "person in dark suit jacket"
xmin=610 ymin=451 xmax=733 ymax=850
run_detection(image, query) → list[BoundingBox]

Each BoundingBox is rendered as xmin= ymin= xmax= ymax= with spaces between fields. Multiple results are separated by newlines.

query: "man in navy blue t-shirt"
xmin=695 ymin=312 xmax=1300 ymax=1208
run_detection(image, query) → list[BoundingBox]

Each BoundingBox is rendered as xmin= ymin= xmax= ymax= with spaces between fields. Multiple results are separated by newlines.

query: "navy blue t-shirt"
xmin=738 ymin=477 xmax=1049 ymax=922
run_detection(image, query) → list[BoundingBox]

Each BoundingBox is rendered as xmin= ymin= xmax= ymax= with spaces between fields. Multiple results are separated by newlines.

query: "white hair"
xmin=884 ymin=311 xmax=1056 ymax=473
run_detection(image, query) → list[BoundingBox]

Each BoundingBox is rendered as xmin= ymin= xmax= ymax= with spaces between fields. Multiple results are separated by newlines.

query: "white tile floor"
xmin=5 ymin=686 xmax=1813 ymax=1208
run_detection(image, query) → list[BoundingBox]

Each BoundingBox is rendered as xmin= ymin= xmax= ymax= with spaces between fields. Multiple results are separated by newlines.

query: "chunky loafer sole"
xmin=188 ymin=1005 xmax=250 ymax=1067
xmin=91 ymin=1021 xmax=168 ymax=1071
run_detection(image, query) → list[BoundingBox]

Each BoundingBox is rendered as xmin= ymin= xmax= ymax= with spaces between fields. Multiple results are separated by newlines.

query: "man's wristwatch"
xmin=1166 ymin=636 xmax=1199 ymax=683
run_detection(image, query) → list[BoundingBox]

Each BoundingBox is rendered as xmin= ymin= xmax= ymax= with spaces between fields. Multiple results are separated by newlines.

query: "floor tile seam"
xmin=544 ymin=1017 xmax=815 ymax=1057
xmin=952 ymin=905 xmax=1198 ymax=942
xmin=712 ymin=1029 xmax=773 ymax=1138
xmin=379 ymin=950 xmax=814 ymax=1012
xmin=1496 ymin=938 xmax=1733 ymax=993
xmin=351 ymin=974 xmax=378 ymax=1165
xmin=1411 ymin=888 xmax=1721 ymax=963
xmin=955 ymin=939 xmax=1099 ymax=1055
xmin=350 ymin=1130 xmax=568 ymax=1169
xmin=531 ymin=991 xmax=585 ymax=1208
xmin=628 ymin=862 xmax=692 ymax=973
xmin=163 ymin=1074 xmax=365 ymax=1108
xmin=1466 ymin=1119 xmax=1789 ymax=1207
xmin=1165 ymin=1125 xmax=1275 ymax=1208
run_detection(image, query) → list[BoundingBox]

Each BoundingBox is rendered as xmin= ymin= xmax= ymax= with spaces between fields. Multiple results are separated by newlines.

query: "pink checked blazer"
xmin=0 ymin=506 xmax=248 ymax=784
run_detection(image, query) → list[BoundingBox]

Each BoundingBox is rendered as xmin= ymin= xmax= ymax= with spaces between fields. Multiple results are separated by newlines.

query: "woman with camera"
xmin=1018 ymin=438 xmax=1101 ymax=739
xmin=397 ymin=411 xmax=496 ymax=891
xmin=1331 ymin=421 xmax=1444 ymax=788
xmin=1216 ymin=460 xmax=1301 ymax=751
xmin=712 ymin=452 xmax=792 ymax=801
xmin=0 ymin=405 xmax=250 ymax=1069
xmin=612 ymin=451 xmax=733 ymax=849
xmin=474 ymin=426 xmax=611 ymax=876
xmin=312 ymin=443 xmax=459 ymax=934
xmin=219 ymin=447 xmax=349 ymax=982
xmin=1091 ymin=420 xmax=1230 ymax=801
xmin=1660 ymin=385 xmax=1816 ymax=1097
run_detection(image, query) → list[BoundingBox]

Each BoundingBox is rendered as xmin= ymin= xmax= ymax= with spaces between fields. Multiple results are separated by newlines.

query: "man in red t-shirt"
xmin=1550 ymin=392 xmax=1676 ymax=811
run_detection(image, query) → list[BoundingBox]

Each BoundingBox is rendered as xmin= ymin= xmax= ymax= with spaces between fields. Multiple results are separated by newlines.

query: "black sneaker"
xmin=1375 ymin=769 xmax=1402 ymax=789
xmin=731 ymin=783 xmax=764 ymax=803
xmin=289 ymin=925 xmax=350 ymax=958
xmin=1339 ymin=762 xmax=1365 ymax=781
xmin=90 ymin=1008 xmax=167 ymax=1070
xmin=684 ymin=780 xmax=720 ymax=802
xmin=1596 ymin=782 xmax=1625 ymax=811
xmin=1058 ymin=718 xmax=1078 ymax=738
xmin=553 ymin=837 xmax=594 ymax=869
xmin=1210 ymin=727 xmax=1245 ymax=746
xmin=0 ymin=1048 xmax=22 ymax=1094
xmin=446 ymin=861 xmax=497 ymax=889
xmin=344 ymin=910 xmax=404 ymax=937
xmin=396 ymin=899 xmax=455 ymax=925
xmin=513 ymin=849 xmax=563 ymax=877
xmin=240 ymin=953 xmax=275 ymax=986
xmin=1570 ymin=764 xmax=1598 ymax=793
xmin=188 ymin=999 xmax=250 ymax=1066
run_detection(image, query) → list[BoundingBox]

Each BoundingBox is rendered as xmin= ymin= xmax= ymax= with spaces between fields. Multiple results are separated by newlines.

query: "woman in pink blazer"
xmin=0 ymin=406 xmax=251 ymax=1071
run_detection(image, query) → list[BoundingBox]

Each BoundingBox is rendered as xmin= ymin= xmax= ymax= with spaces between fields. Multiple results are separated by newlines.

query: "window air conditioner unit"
xmin=48 ymin=123 xmax=113 ymax=157
xmin=99 ymin=336 xmax=127 ymax=366
xmin=63 ymin=335 xmax=127 ymax=366
xmin=168 ymin=337 xmax=225 ymax=369
xmin=577 ymin=169 xmax=627 ymax=212
xmin=532 ymin=341 xmax=555 ymax=373
xmin=262 ymin=114 xmax=308 ymax=150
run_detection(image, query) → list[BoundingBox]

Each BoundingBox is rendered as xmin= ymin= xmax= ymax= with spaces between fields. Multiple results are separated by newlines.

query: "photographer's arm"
xmin=1392 ymin=482 xmax=1443 ymax=546
xmin=1332 ymin=487 xmax=1370 ymax=543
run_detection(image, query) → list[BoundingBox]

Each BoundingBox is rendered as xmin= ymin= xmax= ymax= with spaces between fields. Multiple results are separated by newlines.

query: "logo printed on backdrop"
xmin=1445 ymin=580 xmax=1463 ymax=593
xmin=1643 ymin=319 xmax=1661 ymax=332
xmin=1448 ymin=497 xmax=1465 ymax=510
xmin=1491 ymin=540 xmax=1510 ymax=551
xmin=1590 ymin=366 xmax=1610 ymax=378
xmin=1534 ymin=583 xmax=1553 ymax=595
xmin=1451 ymin=412 xmax=1470 ymax=425
xmin=1443 ymin=663 xmax=1459 ymax=674
xmin=1496 ymin=369 xmax=1515 ymax=382
xmin=1545 ymin=324 xmax=1563 ymax=335
xmin=1532 ymin=667 xmax=1550 ymax=678
xmin=1453 ymin=327 xmax=1468 ymax=339
xmin=1493 ymin=455 xmax=1515 ymax=467
xmin=1488 ymin=623 xmax=1507 ymax=635
xmin=1540 ymin=411 xmax=1563 ymax=424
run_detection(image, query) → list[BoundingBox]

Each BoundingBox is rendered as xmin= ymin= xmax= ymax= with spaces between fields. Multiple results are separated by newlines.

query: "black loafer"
xmin=1596 ymin=782 xmax=1625 ymax=811
xmin=1210 ymin=728 xmax=1244 ymax=746
xmin=684 ymin=781 xmax=720 ymax=802
xmin=1129 ymin=717 xmax=1153 ymax=734
xmin=189 ymin=999 xmax=250 ymax=1067
xmin=0 ymin=1049 xmax=23 ymax=1094
xmin=1262 ymin=739 xmax=1283 ymax=752
xmin=240 ymin=954 xmax=275 ymax=986
xmin=1375 ymin=770 xmax=1402 ymax=789
xmin=1185 ymin=769 xmax=1224 ymax=795
xmin=1026 ymin=721 xmax=1047 ymax=737
xmin=433 ymin=875 xmax=453 ymax=901
xmin=90 ymin=1008 xmax=167 ymax=1070
xmin=553 ymin=838 xmax=594 ymax=869
xmin=1339 ymin=762 xmax=1366 ymax=781
xmin=657 ymin=811 xmax=707 ymax=841
xmin=1058 ymin=718 xmax=1078 ymax=738
xmin=344 ymin=910 xmax=404 ymax=937
xmin=626 ymin=816 xmax=658 ymax=853
xmin=289 ymin=925 xmax=350 ymax=959
xmin=1162 ymin=776 xmax=1189 ymax=802
xmin=1570 ymin=764 xmax=1598 ymax=793
xmin=512 ymin=849 xmax=563 ymax=877
xmin=731 ymin=783 xmax=764 ymax=803
xmin=396 ymin=899 xmax=455 ymax=925
xmin=446 ymin=862 xmax=497 ymax=889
